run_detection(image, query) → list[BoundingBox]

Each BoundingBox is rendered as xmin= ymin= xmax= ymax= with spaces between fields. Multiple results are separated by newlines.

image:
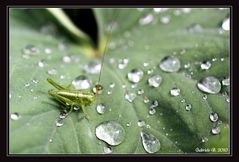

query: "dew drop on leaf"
xmin=83 ymin=60 xmax=101 ymax=74
xmin=197 ymin=76 xmax=221 ymax=94
xmin=72 ymin=75 xmax=92 ymax=90
xmin=62 ymin=55 xmax=72 ymax=63
xmin=47 ymin=69 xmax=58 ymax=75
xmin=109 ymin=82 xmax=115 ymax=88
xmin=95 ymin=121 xmax=125 ymax=146
xmin=137 ymin=89 xmax=144 ymax=95
xmin=185 ymin=104 xmax=192 ymax=111
xmin=222 ymin=18 xmax=230 ymax=31
xmin=137 ymin=120 xmax=146 ymax=127
xmin=148 ymin=75 xmax=162 ymax=87
xmin=103 ymin=146 xmax=112 ymax=154
xmin=139 ymin=14 xmax=154 ymax=25
xmin=170 ymin=87 xmax=181 ymax=96
xmin=222 ymin=77 xmax=230 ymax=86
xmin=125 ymin=92 xmax=137 ymax=103
xmin=10 ymin=112 xmax=21 ymax=121
xmin=149 ymin=108 xmax=156 ymax=115
xmin=211 ymin=127 xmax=220 ymax=135
xmin=55 ymin=118 xmax=64 ymax=127
xmin=127 ymin=68 xmax=144 ymax=83
xmin=159 ymin=56 xmax=181 ymax=72
xmin=38 ymin=59 xmax=46 ymax=68
xmin=200 ymin=61 xmax=212 ymax=70
xmin=202 ymin=94 xmax=207 ymax=100
xmin=161 ymin=16 xmax=170 ymax=24
xmin=144 ymin=96 xmax=150 ymax=103
xmin=140 ymin=131 xmax=160 ymax=154
xmin=118 ymin=58 xmax=129 ymax=69
xmin=96 ymin=104 xmax=106 ymax=115
xmin=44 ymin=48 xmax=52 ymax=54
xmin=209 ymin=112 xmax=219 ymax=122
xmin=22 ymin=44 xmax=39 ymax=55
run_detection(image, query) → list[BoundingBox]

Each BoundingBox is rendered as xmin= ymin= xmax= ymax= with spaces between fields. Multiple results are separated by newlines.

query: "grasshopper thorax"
xmin=93 ymin=84 xmax=103 ymax=95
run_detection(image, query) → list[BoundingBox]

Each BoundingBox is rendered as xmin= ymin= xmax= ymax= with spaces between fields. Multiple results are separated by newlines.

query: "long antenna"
xmin=98 ymin=10 xmax=120 ymax=84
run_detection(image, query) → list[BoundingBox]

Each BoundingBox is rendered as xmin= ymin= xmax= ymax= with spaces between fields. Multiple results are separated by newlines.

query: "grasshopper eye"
xmin=93 ymin=84 xmax=103 ymax=95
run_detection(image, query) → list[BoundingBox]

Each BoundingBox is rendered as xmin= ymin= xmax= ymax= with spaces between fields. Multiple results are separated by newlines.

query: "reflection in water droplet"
xmin=127 ymin=68 xmax=144 ymax=83
xmin=211 ymin=127 xmax=220 ymax=135
xmin=151 ymin=100 xmax=158 ymax=108
xmin=159 ymin=56 xmax=181 ymax=72
xmin=95 ymin=121 xmax=125 ymax=146
xmin=209 ymin=112 xmax=218 ymax=122
xmin=49 ymin=139 xmax=53 ymax=143
xmin=170 ymin=88 xmax=180 ymax=96
xmin=147 ymin=69 xmax=154 ymax=75
xmin=96 ymin=104 xmax=106 ymax=115
xmin=11 ymin=112 xmax=21 ymax=120
xmin=72 ymin=75 xmax=92 ymax=90
xmin=143 ymin=62 xmax=149 ymax=67
xmin=25 ymin=83 xmax=30 ymax=87
xmin=197 ymin=76 xmax=221 ymax=94
xmin=140 ymin=131 xmax=160 ymax=154
xmin=148 ymin=75 xmax=162 ymax=87
xmin=125 ymin=92 xmax=137 ymax=103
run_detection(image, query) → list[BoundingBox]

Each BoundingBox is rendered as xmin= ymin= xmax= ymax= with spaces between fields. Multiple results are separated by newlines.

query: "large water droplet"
xmin=200 ymin=61 xmax=212 ymax=70
xmin=222 ymin=77 xmax=230 ymax=86
xmin=197 ymin=76 xmax=221 ymax=94
xmin=127 ymin=68 xmax=144 ymax=83
xmin=211 ymin=127 xmax=220 ymax=135
xmin=209 ymin=112 xmax=218 ymax=122
xmin=170 ymin=88 xmax=180 ymax=96
xmin=159 ymin=56 xmax=181 ymax=72
xmin=222 ymin=18 xmax=230 ymax=31
xmin=148 ymin=75 xmax=162 ymax=87
xmin=95 ymin=121 xmax=125 ymax=146
xmin=83 ymin=60 xmax=101 ymax=74
xmin=72 ymin=75 xmax=92 ymax=90
xmin=96 ymin=104 xmax=106 ymax=115
xmin=139 ymin=14 xmax=154 ymax=25
xmin=118 ymin=58 xmax=129 ymax=69
xmin=125 ymin=92 xmax=137 ymax=103
xmin=140 ymin=131 xmax=160 ymax=154
xmin=10 ymin=112 xmax=21 ymax=120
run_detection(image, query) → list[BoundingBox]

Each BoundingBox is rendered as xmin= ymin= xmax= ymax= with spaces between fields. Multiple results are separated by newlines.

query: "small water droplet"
xmin=72 ymin=75 xmax=92 ymax=90
xmin=22 ymin=44 xmax=39 ymax=55
xmin=148 ymin=75 xmax=162 ymax=87
xmin=125 ymin=92 xmax=136 ymax=103
xmin=201 ymin=137 xmax=208 ymax=143
xmin=33 ymin=96 xmax=38 ymax=100
xmin=140 ymin=131 xmax=160 ymax=154
xmin=212 ymin=58 xmax=217 ymax=62
xmin=47 ymin=69 xmax=57 ymax=75
xmin=109 ymin=82 xmax=115 ymax=88
xmin=151 ymin=100 xmax=158 ymax=108
xmin=60 ymin=75 xmax=65 ymax=79
xmin=59 ymin=111 xmax=68 ymax=119
xmin=185 ymin=104 xmax=192 ymax=111
xmin=44 ymin=48 xmax=52 ymax=54
xmin=144 ymin=97 xmax=150 ymax=103
xmin=143 ymin=62 xmax=149 ymax=67
xmin=118 ymin=58 xmax=129 ymax=69
xmin=38 ymin=60 xmax=46 ymax=68
xmin=197 ymin=76 xmax=221 ymax=94
xmin=62 ymin=55 xmax=72 ymax=63
xmin=211 ymin=127 xmax=220 ymax=135
xmin=131 ymin=84 xmax=137 ymax=89
xmin=74 ymin=106 xmax=80 ymax=111
xmin=139 ymin=14 xmax=154 ymax=25
xmin=127 ymin=68 xmax=144 ymax=83
xmin=122 ymin=84 xmax=126 ymax=89
xmin=202 ymin=94 xmax=207 ymax=100
xmin=159 ymin=56 xmax=181 ymax=72
xmin=181 ymin=99 xmax=185 ymax=103
xmin=10 ymin=112 xmax=21 ymax=120
xmin=137 ymin=89 xmax=144 ymax=95
xmin=103 ymin=146 xmax=112 ymax=154
xmin=83 ymin=60 xmax=101 ymax=74
xmin=25 ymin=82 xmax=30 ymax=87
xmin=95 ymin=121 xmax=125 ymax=146
xmin=55 ymin=118 xmax=64 ymax=127
xmin=200 ymin=61 xmax=212 ymax=70
xmin=184 ymin=63 xmax=191 ymax=69
xmin=49 ymin=139 xmax=53 ymax=143
xmin=222 ymin=77 xmax=230 ymax=86
xmin=147 ymin=69 xmax=154 ymax=75
xmin=107 ymin=90 xmax=112 ymax=95
xmin=96 ymin=104 xmax=106 ymax=115
xmin=170 ymin=88 xmax=180 ymax=96
xmin=222 ymin=18 xmax=230 ymax=31
xmin=161 ymin=16 xmax=170 ymax=24
xmin=137 ymin=120 xmax=146 ymax=127
xmin=149 ymin=108 xmax=156 ymax=115
xmin=209 ymin=112 xmax=219 ymax=122
xmin=187 ymin=23 xmax=202 ymax=33
xmin=126 ymin=122 xmax=131 ymax=127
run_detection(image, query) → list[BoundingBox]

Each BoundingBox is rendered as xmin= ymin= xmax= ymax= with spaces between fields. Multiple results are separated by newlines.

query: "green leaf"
xmin=10 ymin=8 xmax=230 ymax=154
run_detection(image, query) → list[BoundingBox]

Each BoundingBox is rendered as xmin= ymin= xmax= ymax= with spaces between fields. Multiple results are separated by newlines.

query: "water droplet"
xmin=185 ymin=104 xmax=192 ymax=111
xmin=197 ymin=76 xmax=221 ymax=94
xmin=96 ymin=104 xmax=106 ymax=115
xmin=140 ymin=131 xmax=160 ymax=154
xmin=137 ymin=120 xmax=146 ymax=127
xmin=55 ymin=118 xmax=64 ymax=127
xmin=151 ymin=100 xmax=158 ymax=108
xmin=211 ymin=127 xmax=220 ymax=135
xmin=184 ymin=63 xmax=190 ymax=69
xmin=125 ymin=92 xmax=136 ymax=103
xmin=143 ymin=62 xmax=149 ymax=67
xmin=161 ymin=16 xmax=170 ymax=24
xmin=25 ymin=82 xmax=30 ymax=87
xmin=146 ymin=124 xmax=151 ymax=129
xmin=60 ymin=75 xmax=65 ymax=79
xmin=222 ymin=18 xmax=230 ymax=31
xmin=103 ymin=146 xmax=112 ymax=154
xmin=147 ymin=69 xmax=154 ymax=75
xmin=139 ymin=14 xmax=154 ymax=25
xmin=83 ymin=60 xmax=101 ymax=74
xmin=126 ymin=122 xmax=131 ymax=127
xmin=109 ymin=82 xmax=115 ymax=88
xmin=201 ymin=137 xmax=208 ymax=143
xmin=47 ymin=69 xmax=57 ymax=75
xmin=131 ymin=84 xmax=137 ymax=89
xmin=118 ymin=58 xmax=129 ymax=69
xmin=74 ymin=106 xmax=80 ymax=111
xmin=59 ymin=111 xmax=68 ymax=119
xmin=137 ymin=89 xmax=144 ymax=95
xmin=202 ymin=94 xmax=207 ymax=100
xmin=212 ymin=58 xmax=217 ymax=62
xmin=144 ymin=97 xmax=150 ymax=103
xmin=95 ymin=121 xmax=125 ymax=146
xmin=122 ymin=84 xmax=126 ymax=89
xmin=222 ymin=77 xmax=230 ymax=86
xmin=10 ymin=112 xmax=21 ymax=120
xmin=148 ymin=75 xmax=162 ymax=87
xmin=187 ymin=24 xmax=202 ymax=33
xmin=32 ymin=79 xmax=39 ymax=84
xmin=159 ymin=56 xmax=181 ymax=72
xmin=149 ymin=108 xmax=156 ymax=115
xmin=49 ymin=139 xmax=53 ymax=143
xmin=170 ymin=88 xmax=180 ymax=96
xmin=72 ymin=75 xmax=92 ymax=90
xmin=209 ymin=112 xmax=219 ymax=122
xmin=181 ymin=99 xmax=185 ymax=103
xmin=22 ymin=44 xmax=39 ymax=55
xmin=106 ymin=21 xmax=118 ymax=33
xmin=200 ymin=61 xmax=212 ymax=70
xmin=44 ymin=48 xmax=52 ymax=54
xmin=62 ymin=55 xmax=72 ymax=63
xmin=33 ymin=96 xmax=38 ymax=100
xmin=127 ymin=68 xmax=144 ymax=83
xmin=38 ymin=60 xmax=46 ymax=68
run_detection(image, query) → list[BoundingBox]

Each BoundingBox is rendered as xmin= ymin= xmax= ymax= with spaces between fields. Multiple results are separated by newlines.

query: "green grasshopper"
xmin=47 ymin=78 xmax=103 ymax=119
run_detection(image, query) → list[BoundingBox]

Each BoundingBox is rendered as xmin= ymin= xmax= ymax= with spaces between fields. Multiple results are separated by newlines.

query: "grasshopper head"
xmin=93 ymin=84 xmax=103 ymax=95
